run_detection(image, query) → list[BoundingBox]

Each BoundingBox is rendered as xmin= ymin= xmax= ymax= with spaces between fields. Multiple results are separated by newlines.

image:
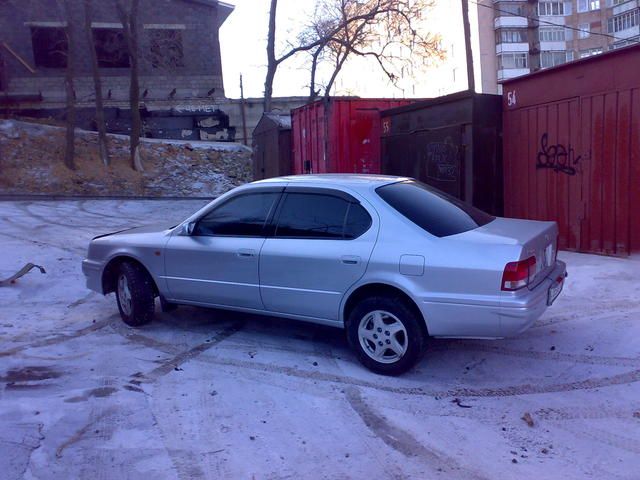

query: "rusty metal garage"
xmin=502 ymin=44 xmax=640 ymax=256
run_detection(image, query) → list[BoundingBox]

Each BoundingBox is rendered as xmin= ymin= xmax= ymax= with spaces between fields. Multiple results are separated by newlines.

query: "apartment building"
xmin=493 ymin=0 xmax=640 ymax=84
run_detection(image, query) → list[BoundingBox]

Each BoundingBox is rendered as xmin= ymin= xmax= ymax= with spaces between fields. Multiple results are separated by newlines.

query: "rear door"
xmin=259 ymin=188 xmax=377 ymax=321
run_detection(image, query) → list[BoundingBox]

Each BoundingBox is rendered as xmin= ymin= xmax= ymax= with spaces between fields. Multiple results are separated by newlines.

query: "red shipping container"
xmin=502 ymin=44 xmax=640 ymax=256
xmin=291 ymin=98 xmax=413 ymax=175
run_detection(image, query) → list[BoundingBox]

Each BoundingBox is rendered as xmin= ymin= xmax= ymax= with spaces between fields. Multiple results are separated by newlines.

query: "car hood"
xmin=93 ymin=222 xmax=177 ymax=240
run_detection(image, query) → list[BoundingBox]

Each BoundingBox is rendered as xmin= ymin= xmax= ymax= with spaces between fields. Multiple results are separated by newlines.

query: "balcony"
xmin=497 ymin=68 xmax=530 ymax=81
xmin=537 ymin=15 xmax=565 ymax=25
xmin=539 ymin=41 xmax=567 ymax=51
xmin=496 ymin=42 xmax=530 ymax=54
xmin=613 ymin=0 xmax=639 ymax=16
xmin=615 ymin=24 xmax=640 ymax=39
xmin=494 ymin=16 xmax=528 ymax=28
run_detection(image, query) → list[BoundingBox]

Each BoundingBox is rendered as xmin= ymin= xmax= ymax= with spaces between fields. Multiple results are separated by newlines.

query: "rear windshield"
xmin=376 ymin=180 xmax=495 ymax=237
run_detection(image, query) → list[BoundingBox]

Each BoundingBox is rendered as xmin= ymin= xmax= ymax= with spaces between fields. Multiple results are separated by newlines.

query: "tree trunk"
xmin=62 ymin=1 xmax=76 ymax=171
xmin=129 ymin=0 xmax=143 ymax=171
xmin=323 ymin=50 xmax=348 ymax=99
xmin=84 ymin=0 xmax=109 ymax=166
xmin=461 ymin=0 xmax=475 ymax=93
xmin=264 ymin=0 xmax=278 ymax=112
xmin=308 ymin=47 xmax=322 ymax=101
xmin=117 ymin=0 xmax=144 ymax=171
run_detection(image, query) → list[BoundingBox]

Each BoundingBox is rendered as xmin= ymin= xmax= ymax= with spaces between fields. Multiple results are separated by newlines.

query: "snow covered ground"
xmin=1 ymin=199 xmax=639 ymax=480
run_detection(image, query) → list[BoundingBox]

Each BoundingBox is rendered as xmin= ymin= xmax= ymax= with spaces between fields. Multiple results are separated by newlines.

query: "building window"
xmin=496 ymin=2 xmax=526 ymax=16
xmin=499 ymin=52 xmax=528 ymax=69
xmin=147 ymin=29 xmax=184 ymax=69
xmin=496 ymin=29 xmax=528 ymax=43
xmin=538 ymin=1 xmax=566 ymax=16
xmin=578 ymin=0 xmax=601 ymax=12
xmin=608 ymin=9 xmax=640 ymax=33
xmin=93 ymin=28 xmax=129 ymax=68
xmin=540 ymin=50 xmax=572 ymax=68
xmin=539 ymin=27 xmax=567 ymax=41
xmin=30 ymin=27 xmax=68 ymax=68
xmin=579 ymin=47 xmax=603 ymax=58
xmin=578 ymin=23 xmax=590 ymax=39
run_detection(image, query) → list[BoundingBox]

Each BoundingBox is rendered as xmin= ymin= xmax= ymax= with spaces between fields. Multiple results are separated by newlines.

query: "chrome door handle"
xmin=237 ymin=249 xmax=256 ymax=258
xmin=341 ymin=255 xmax=361 ymax=265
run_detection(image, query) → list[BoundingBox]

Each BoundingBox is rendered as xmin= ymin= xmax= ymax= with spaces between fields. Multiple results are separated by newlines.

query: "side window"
xmin=275 ymin=193 xmax=371 ymax=239
xmin=344 ymin=203 xmax=372 ymax=239
xmin=194 ymin=192 xmax=279 ymax=237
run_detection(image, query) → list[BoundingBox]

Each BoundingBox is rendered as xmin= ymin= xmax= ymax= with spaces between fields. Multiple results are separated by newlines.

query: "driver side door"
xmin=163 ymin=189 xmax=282 ymax=309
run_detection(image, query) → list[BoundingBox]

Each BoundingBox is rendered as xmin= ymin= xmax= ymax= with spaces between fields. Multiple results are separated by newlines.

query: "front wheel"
xmin=116 ymin=262 xmax=155 ymax=327
xmin=346 ymin=296 xmax=426 ymax=375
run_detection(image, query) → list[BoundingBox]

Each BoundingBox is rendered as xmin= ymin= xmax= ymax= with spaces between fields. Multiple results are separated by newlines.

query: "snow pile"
xmin=0 ymin=119 xmax=253 ymax=196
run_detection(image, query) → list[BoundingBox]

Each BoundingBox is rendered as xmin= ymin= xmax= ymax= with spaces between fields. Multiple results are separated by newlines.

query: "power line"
xmin=471 ymin=0 xmax=640 ymax=45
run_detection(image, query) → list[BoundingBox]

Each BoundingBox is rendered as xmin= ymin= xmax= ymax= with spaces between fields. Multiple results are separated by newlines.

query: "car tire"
xmin=346 ymin=295 xmax=426 ymax=375
xmin=115 ymin=261 xmax=155 ymax=327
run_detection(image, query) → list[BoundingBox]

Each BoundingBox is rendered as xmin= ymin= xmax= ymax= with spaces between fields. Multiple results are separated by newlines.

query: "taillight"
xmin=501 ymin=256 xmax=537 ymax=291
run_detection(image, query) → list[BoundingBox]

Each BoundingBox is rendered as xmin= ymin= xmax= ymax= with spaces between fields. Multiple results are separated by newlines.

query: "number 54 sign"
xmin=506 ymin=90 xmax=517 ymax=107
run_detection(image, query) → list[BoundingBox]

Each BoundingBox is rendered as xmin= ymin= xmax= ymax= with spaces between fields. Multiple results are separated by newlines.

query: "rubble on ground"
xmin=0 ymin=119 xmax=252 ymax=196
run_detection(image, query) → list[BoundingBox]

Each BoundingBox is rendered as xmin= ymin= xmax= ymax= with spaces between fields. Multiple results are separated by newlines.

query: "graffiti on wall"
xmin=426 ymin=142 xmax=459 ymax=182
xmin=536 ymin=133 xmax=582 ymax=176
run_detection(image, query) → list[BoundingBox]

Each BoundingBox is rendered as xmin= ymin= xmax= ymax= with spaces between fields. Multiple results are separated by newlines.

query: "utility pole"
xmin=239 ymin=74 xmax=248 ymax=146
xmin=461 ymin=0 xmax=476 ymax=93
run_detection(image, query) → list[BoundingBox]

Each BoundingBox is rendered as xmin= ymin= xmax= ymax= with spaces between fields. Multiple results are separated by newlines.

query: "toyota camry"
xmin=83 ymin=175 xmax=567 ymax=375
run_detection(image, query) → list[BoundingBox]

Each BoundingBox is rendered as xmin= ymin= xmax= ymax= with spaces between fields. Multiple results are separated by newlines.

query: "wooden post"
xmin=240 ymin=74 xmax=248 ymax=146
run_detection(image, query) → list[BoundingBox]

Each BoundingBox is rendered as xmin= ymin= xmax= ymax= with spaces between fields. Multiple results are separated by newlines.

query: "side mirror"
xmin=186 ymin=221 xmax=196 ymax=236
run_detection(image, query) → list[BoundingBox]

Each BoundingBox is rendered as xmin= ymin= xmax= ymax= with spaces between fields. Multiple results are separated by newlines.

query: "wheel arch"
xmin=102 ymin=255 xmax=159 ymax=296
xmin=342 ymin=282 xmax=429 ymax=336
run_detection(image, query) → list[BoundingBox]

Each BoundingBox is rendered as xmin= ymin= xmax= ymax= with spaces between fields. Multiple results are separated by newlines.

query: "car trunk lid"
xmin=449 ymin=217 xmax=558 ymax=288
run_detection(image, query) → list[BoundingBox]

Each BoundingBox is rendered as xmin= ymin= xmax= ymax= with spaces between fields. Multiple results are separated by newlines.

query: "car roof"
xmin=252 ymin=174 xmax=409 ymax=189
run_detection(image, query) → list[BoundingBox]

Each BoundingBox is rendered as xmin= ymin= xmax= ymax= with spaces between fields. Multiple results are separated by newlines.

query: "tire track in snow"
xmin=16 ymin=202 xmax=118 ymax=231
xmin=344 ymin=387 xmax=489 ymax=480
xmin=0 ymin=318 xmax=112 ymax=358
xmin=0 ymin=230 xmax=85 ymax=256
xmin=199 ymin=355 xmax=640 ymax=399
xmin=439 ymin=342 xmax=640 ymax=368
xmin=133 ymin=321 xmax=245 ymax=383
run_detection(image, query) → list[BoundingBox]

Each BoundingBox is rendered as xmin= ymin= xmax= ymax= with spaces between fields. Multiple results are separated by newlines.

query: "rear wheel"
xmin=116 ymin=262 xmax=155 ymax=327
xmin=346 ymin=296 xmax=426 ymax=375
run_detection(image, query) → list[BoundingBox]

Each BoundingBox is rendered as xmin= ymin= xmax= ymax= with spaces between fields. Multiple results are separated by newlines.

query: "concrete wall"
xmin=224 ymin=97 xmax=308 ymax=145
xmin=0 ymin=0 xmax=227 ymax=104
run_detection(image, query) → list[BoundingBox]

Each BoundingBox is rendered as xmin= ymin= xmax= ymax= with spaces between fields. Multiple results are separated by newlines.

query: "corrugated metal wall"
xmin=503 ymin=46 xmax=640 ymax=256
xmin=381 ymin=92 xmax=503 ymax=216
xmin=291 ymin=98 xmax=412 ymax=175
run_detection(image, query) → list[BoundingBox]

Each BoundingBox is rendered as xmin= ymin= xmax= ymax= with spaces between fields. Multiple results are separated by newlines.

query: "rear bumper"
xmin=498 ymin=260 xmax=567 ymax=336
xmin=418 ymin=260 xmax=567 ymax=338
xmin=82 ymin=259 xmax=103 ymax=293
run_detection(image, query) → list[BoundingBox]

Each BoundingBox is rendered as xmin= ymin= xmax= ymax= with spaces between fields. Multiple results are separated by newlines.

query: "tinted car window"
xmin=275 ymin=193 xmax=371 ymax=239
xmin=344 ymin=203 xmax=372 ymax=239
xmin=376 ymin=180 xmax=494 ymax=237
xmin=194 ymin=192 xmax=279 ymax=236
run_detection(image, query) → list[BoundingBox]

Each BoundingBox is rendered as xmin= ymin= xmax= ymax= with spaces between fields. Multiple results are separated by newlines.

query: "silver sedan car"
xmin=83 ymin=175 xmax=567 ymax=375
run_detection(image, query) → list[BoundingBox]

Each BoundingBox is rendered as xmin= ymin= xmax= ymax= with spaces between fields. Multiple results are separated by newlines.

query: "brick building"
xmin=0 ymin=0 xmax=231 ymax=106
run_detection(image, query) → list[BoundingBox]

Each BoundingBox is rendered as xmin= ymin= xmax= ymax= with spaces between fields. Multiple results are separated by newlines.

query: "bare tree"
xmin=60 ymin=0 xmax=76 ymax=170
xmin=264 ymin=0 xmax=330 ymax=111
xmin=84 ymin=0 xmax=110 ymax=166
xmin=306 ymin=0 xmax=443 ymax=100
xmin=116 ymin=0 xmax=144 ymax=172
xmin=265 ymin=0 xmax=443 ymax=107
